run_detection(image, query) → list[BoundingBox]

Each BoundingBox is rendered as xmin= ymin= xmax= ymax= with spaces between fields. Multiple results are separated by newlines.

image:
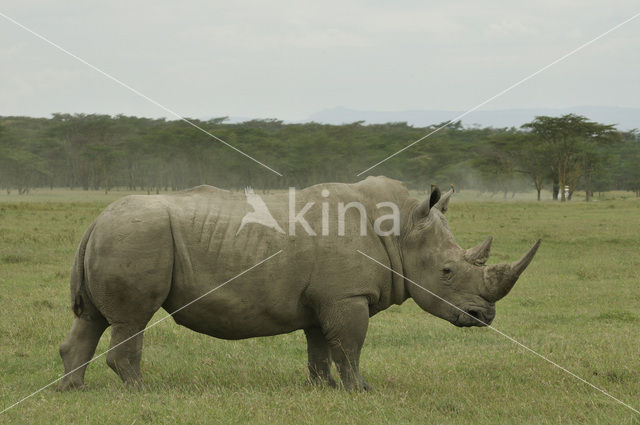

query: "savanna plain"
xmin=0 ymin=189 xmax=639 ymax=424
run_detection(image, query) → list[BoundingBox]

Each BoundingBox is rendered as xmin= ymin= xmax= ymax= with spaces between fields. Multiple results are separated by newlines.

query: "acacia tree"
xmin=50 ymin=113 xmax=119 ymax=189
xmin=473 ymin=131 xmax=520 ymax=199
xmin=615 ymin=131 xmax=640 ymax=196
xmin=2 ymin=113 xmax=632 ymax=195
xmin=0 ymin=122 xmax=52 ymax=193
xmin=512 ymin=133 xmax=549 ymax=201
xmin=82 ymin=145 xmax=121 ymax=193
xmin=522 ymin=114 xmax=617 ymax=201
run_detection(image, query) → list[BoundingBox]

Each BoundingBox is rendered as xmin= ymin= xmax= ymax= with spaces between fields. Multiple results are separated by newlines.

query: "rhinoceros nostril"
xmin=467 ymin=310 xmax=482 ymax=321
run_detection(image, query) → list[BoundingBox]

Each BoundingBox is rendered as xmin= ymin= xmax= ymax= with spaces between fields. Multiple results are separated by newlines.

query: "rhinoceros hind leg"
xmin=106 ymin=322 xmax=147 ymax=387
xmin=57 ymin=316 xmax=108 ymax=391
xmin=319 ymin=298 xmax=370 ymax=391
xmin=304 ymin=327 xmax=336 ymax=387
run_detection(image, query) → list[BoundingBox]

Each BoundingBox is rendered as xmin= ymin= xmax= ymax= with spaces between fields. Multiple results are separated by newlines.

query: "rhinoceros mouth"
xmin=454 ymin=307 xmax=494 ymax=327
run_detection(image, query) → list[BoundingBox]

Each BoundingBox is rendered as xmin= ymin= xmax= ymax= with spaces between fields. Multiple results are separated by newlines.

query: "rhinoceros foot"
xmin=56 ymin=379 xmax=86 ymax=392
xmin=306 ymin=375 xmax=338 ymax=388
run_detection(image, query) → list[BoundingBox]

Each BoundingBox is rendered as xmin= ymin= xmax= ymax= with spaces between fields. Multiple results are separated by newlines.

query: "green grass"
xmin=1 ymin=190 xmax=639 ymax=424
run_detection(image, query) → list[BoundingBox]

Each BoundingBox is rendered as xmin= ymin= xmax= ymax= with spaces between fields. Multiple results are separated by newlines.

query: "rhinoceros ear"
xmin=429 ymin=185 xmax=441 ymax=209
xmin=432 ymin=184 xmax=454 ymax=213
xmin=413 ymin=185 xmax=441 ymax=221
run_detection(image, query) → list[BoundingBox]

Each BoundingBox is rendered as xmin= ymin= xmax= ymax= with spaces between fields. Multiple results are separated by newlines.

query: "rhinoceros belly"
xmin=160 ymin=190 xmax=314 ymax=339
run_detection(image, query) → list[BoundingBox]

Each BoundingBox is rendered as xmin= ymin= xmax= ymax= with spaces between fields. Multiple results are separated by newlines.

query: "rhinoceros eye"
xmin=442 ymin=267 xmax=452 ymax=278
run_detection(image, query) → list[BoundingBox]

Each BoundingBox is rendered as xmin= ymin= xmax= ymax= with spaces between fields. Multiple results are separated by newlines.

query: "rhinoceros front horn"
xmin=482 ymin=239 xmax=541 ymax=302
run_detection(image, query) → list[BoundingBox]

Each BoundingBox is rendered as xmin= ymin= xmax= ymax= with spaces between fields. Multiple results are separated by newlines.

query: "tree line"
xmin=0 ymin=113 xmax=638 ymax=200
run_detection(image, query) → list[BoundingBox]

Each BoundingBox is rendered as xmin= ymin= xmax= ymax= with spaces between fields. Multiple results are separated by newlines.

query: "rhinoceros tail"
xmin=72 ymin=294 xmax=84 ymax=317
xmin=70 ymin=221 xmax=96 ymax=318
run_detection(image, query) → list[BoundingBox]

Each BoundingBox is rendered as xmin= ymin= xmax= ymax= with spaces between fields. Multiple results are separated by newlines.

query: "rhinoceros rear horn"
xmin=482 ymin=239 xmax=541 ymax=302
xmin=464 ymin=236 xmax=493 ymax=265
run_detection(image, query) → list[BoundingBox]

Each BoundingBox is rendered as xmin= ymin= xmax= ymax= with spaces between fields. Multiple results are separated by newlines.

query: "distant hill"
xmin=306 ymin=106 xmax=640 ymax=131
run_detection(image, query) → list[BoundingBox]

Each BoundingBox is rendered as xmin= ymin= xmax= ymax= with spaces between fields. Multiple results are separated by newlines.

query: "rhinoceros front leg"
xmin=304 ymin=327 xmax=336 ymax=387
xmin=319 ymin=298 xmax=371 ymax=391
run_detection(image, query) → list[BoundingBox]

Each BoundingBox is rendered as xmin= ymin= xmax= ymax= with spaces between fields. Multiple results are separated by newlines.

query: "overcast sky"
xmin=1 ymin=1 xmax=639 ymax=121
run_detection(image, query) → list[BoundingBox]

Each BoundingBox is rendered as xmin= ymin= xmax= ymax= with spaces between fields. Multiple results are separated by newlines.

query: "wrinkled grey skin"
xmin=58 ymin=176 xmax=540 ymax=391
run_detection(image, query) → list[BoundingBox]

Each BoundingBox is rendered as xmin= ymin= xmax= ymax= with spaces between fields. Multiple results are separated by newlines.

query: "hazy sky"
xmin=1 ymin=1 xmax=639 ymax=121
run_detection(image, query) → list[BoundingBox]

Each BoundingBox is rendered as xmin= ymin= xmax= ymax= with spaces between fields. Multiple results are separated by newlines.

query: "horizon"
xmin=2 ymin=104 xmax=639 ymax=131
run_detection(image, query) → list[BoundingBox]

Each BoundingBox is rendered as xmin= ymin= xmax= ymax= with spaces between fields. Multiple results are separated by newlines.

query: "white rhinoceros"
xmin=58 ymin=176 xmax=540 ymax=391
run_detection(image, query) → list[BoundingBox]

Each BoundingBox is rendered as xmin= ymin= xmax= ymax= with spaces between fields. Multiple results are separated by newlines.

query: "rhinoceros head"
xmin=401 ymin=186 xmax=540 ymax=327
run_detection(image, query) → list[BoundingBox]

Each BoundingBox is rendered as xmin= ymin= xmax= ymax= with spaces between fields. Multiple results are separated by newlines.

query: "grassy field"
xmin=1 ymin=189 xmax=639 ymax=424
